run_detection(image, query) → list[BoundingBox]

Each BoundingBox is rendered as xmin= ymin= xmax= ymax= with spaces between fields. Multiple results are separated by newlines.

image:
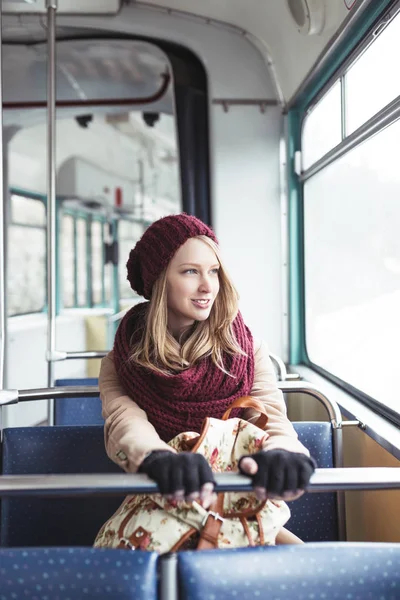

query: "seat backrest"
xmin=1 ymin=421 xmax=337 ymax=546
xmin=0 ymin=547 xmax=159 ymax=599
xmin=290 ymin=421 xmax=338 ymax=541
xmin=177 ymin=543 xmax=400 ymax=600
xmin=54 ymin=378 xmax=103 ymax=426
xmin=1 ymin=426 xmax=125 ymax=547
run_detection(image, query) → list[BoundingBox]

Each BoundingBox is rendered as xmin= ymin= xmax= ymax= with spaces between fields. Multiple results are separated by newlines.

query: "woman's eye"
xmin=210 ymin=268 xmax=219 ymax=275
xmin=184 ymin=269 xmax=197 ymax=274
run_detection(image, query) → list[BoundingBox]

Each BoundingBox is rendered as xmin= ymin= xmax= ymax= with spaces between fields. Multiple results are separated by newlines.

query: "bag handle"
xmin=222 ymin=396 xmax=268 ymax=429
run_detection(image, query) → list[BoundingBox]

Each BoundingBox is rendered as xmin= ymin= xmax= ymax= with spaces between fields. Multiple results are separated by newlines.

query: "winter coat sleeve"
xmin=242 ymin=339 xmax=310 ymax=456
xmin=99 ymin=351 xmax=176 ymax=473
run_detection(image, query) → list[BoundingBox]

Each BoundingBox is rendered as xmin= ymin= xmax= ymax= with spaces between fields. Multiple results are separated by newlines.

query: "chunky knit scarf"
xmin=113 ymin=302 xmax=255 ymax=442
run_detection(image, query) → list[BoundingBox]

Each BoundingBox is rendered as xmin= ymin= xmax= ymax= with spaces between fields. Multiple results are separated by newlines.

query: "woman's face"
xmin=166 ymin=237 xmax=220 ymax=338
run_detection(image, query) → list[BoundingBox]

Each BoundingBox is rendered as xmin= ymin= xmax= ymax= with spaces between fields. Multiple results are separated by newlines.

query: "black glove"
xmin=138 ymin=450 xmax=215 ymax=496
xmin=238 ymin=449 xmax=316 ymax=496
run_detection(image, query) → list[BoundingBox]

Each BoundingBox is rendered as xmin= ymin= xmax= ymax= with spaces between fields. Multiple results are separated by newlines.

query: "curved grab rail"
xmin=0 ymin=382 xmax=343 ymax=427
xmin=278 ymin=381 xmax=343 ymax=427
xmin=0 ymin=387 xmax=100 ymax=406
xmin=0 ymin=468 xmax=398 ymax=497
xmin=269 ymin=353 xmax=288 ymax=381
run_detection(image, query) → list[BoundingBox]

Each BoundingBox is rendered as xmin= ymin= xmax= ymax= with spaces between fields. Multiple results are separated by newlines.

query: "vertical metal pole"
xmin=46 ymin=0 xmax=58 ymax=425
xmin=0 ymin=4 xmax=5 ymax=435
xmin=333 ymin=426 xmax=347 ymax=541
xmin=159 ymin=554 xmax=178 ymax=600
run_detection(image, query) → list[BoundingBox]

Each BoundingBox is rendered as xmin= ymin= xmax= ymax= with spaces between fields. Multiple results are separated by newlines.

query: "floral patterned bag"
xmin=93 ymin=396 xmax=290 ymax=553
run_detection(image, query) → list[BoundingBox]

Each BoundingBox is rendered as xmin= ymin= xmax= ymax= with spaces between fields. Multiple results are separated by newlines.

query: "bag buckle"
xmin=119 ymin=537 xmax=136 ymax=550
xmin=202 ymin=511 xmax=225 ymax=527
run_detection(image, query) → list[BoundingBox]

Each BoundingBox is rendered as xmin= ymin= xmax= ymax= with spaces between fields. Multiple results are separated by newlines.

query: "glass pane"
xmin=11 ymin=195 xmax=45 ymax=226
xmin=119 ymin=220 xmax=145 ymax=299
xmin=91 ymin=220 xmax=103 ymax=305
xmin=347 ymin=11 xmax=400 ymax=134
xmin=304 ymin=118 xmax=400 ymax=415
xmin=3 ymin=40 xmax=171 ymax=105
xmin=8 ymin=226 xmax=46 ymax=315
xmin=61 ymin=215 xmax=75 ymax=308
xmin=302 ymin=81 xmax=342 ymax=169
xmin=76 ymin=219 xmax=88 ymax=306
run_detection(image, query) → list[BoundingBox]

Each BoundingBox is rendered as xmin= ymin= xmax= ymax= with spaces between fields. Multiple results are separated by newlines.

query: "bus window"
xmin=119 ymin=219 xmax=144 ymax=300
xmin=7 ymin=39 xmax=182 ymax=312
xmin=302 ymin=80 xmax=342 ymax=170
xmin=303 ymin=118 xmax=400 ymax=416
xmin=91 ymin=219 xmax=104 ymax=305
xmin=76 ymin=218 xmax=88 ymax=307
xmin=8 ymin=195 xmax=46 ymax=316
xmin=61 ymin=214 xmax=75 ymax=308
xmin=346 ymin=7 xmax=400 ymax=134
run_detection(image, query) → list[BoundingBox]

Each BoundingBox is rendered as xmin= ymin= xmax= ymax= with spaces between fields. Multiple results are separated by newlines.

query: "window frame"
xmin=60 ymin=207 xmax=109 ymax=310
xmin=301 ymin=0 xmax=400 ymax=172
xmin=294 ymin=0 xmax=400 ymax=427
xmin=8 ymin=189 xmax=47 ymax=317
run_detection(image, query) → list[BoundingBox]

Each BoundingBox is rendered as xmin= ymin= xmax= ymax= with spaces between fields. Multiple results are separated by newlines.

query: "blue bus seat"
xmin=177 ymin=543 xmax=400 ymax=600
xmin=290 ymin=421 xmax=338 ymax=541
xmin=1 ymin=426 xmax=124 ymax=547
xmin=0 ymin=547 xmax=158 ymax=600
xmin=1 ymin=422 xmax=337 ymax=547
xmin=54 ymin=378 xmax=103 ymax=426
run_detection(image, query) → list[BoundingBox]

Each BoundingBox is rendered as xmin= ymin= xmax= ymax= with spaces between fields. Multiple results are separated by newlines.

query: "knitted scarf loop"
xmin=113 ymin=302 xmax=255 ymax=442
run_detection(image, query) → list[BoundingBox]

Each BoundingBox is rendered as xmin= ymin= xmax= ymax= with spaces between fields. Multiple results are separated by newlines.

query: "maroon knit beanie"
xmin=126 ymin=213 xmax=218 ymax=299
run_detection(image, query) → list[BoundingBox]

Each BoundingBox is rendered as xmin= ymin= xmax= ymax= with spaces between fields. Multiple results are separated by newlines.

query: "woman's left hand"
xmin=238 ymin=449 xmax=316 ymax=501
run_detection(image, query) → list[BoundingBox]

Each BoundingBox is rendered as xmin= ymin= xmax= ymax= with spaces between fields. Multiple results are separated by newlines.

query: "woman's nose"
xmin=198 ymin=276 xmax=211 ymax=292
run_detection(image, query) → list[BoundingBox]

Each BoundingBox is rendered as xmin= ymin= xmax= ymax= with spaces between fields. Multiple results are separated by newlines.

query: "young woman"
xmin=98 ymin=213 xmax=315 ymax=545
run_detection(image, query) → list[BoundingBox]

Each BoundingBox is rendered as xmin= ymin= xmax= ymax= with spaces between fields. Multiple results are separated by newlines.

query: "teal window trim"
xmin=288 ymin=0 xmax=395 ymax=365
xmin=287 ymin=109 xmax=305 ymax=365
xmin=10 ymin=187 xmax=47 ymax=203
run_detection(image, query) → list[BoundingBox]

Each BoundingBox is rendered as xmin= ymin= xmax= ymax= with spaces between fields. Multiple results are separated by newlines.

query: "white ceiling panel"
xmin=137 ymin=0 xmax=351 ymax=100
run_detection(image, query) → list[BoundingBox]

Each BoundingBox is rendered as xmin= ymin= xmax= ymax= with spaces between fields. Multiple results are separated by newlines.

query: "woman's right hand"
xmin=138 ymin=450 xmax=216 ymax=508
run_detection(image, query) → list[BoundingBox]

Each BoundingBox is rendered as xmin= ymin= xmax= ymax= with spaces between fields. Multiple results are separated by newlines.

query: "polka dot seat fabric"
xmin=289 ymin=422 xmax=338 ymax=542
xmin=1 ymin=422 xmax=338 ymax=547
xmin=177 ymin=543 xmax=400 ymax=600
xmin=1 ymin=426 xmax=125 ymax=547
xmin=54 ymin=378 xmax=103 ymax=426
xmin=0 ymin=547 xmax=158 ymax=600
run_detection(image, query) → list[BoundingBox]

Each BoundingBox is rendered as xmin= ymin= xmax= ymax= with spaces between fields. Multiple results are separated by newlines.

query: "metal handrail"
xmin=279 ymin=381 xmax=343 ymax=427
xmin=0 ymin=382 xmax=343 ymax=424
xmin=0 ymin=387 xmax=99 ymax=406
xmin=0 ymin=468 xmax=398 ymax=497
xmin=47 ymin=351 xmax=108 ymax=361
xmin=269 ymin=353 xmax=288 ymax=381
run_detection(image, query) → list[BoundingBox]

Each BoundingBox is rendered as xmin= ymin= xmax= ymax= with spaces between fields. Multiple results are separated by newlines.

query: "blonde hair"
xmin=129 ymin=235 xmax=246 ymax=375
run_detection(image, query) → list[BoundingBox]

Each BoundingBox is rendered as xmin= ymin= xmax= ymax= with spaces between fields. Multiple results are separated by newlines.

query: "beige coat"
xmin=99 ymin=339 xmax=309 ymax=473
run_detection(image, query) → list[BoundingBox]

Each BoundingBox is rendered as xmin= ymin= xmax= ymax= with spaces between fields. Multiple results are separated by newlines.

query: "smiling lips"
xmin=191 ymin=299 xmax=211 ymax=309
